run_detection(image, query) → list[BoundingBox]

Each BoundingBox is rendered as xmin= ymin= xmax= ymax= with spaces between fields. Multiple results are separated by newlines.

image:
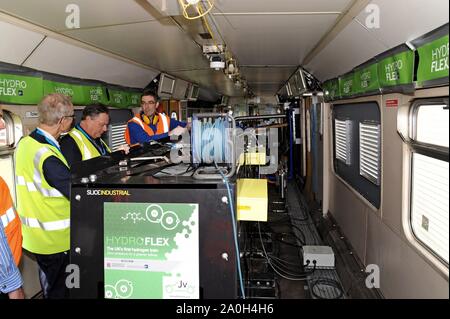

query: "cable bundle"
xmin=192 ymin=116 xmax=232 ymax=164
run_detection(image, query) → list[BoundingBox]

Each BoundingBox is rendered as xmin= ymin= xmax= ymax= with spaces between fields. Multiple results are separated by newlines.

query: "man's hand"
xmin=8 ymin=287 xmax=25 ymax=299
xmin=117 ymin=144 xmax=130 ymax=154
xmin=169 ymin=126 xmax=187 ymax=137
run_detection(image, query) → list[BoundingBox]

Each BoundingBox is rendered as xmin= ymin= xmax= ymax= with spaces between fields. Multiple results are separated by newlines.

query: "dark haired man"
xmin=61 ymin=104 xmax=128 ymax=167
xmin=124 ymin=91 xmax=189 ymax=145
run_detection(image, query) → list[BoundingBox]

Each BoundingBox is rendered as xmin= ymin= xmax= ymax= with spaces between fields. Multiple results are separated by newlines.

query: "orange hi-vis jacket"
xmin=0 ymin=177 xmax=22 ymax=265
xmin=124 ymin=113 xmax=171 ymax=145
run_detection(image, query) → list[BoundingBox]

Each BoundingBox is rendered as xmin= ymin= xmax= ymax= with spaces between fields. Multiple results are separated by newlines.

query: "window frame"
xmin=0 ymin=109 xmax=23 ymax=154
xmin=408 ymin=97 xmax=449 ymax=267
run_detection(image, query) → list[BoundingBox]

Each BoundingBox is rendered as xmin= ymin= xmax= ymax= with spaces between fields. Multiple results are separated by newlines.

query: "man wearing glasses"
xmin=124 ymin=90 xmax=189 ymax=145
xmin=14 ymin=93 xmax=74 ymax=299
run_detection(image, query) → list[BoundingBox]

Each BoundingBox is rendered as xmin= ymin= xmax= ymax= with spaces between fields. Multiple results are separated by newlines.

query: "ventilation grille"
xmin=335 ymin=119 xmax=352 ymax=165
xmin=359 ymin=122 xmax=381 ymax=185
xmin=108 ymin=123 xmax=128 ymax=151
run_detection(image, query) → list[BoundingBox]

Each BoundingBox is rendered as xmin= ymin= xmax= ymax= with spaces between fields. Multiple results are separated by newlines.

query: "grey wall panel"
xmin=380 ymin=96 xmax=407 ymax=236
xmin=328 ymin=92 xmax=448 ymax=299
xmin=330 ymin=178 xmax=369 ymax=262
xmin=23 ymin=37 xmax=158 ymax=88
xmin=0 ymin=21 xmax=45 ymax=65
xmin=366 ymin=212 xmax=449 ymax=299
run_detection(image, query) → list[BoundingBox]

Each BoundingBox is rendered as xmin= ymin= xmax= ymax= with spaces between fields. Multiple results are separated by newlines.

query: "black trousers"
xmin=34 ymin=251 xmax=69 ymax=299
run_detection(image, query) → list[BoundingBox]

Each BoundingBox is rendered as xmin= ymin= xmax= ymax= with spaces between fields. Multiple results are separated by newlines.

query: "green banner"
xmin=104 ymin=202 xmax=199 ymax=299
xmin=108 ymin=89 xmax=131 ymax=108
xmin=85 ymin=85 xmax=109 ymax=105
xmin=354 ymin=63 xmax=380 ymax=94
xmin=417 ymin=34 xmax=449 ymax=85
xmin=43 ymin=80 xmax=86 ymax=105
xmin=378 ymin=50 xmax=414 ymax=88
xmin=339 ymin=73 xmax=355 ymax=97
xmin=0 ymin=73 xmax=43 ymax=104
xmin=43 ymin=80 xmax=110 ymax=105
xmin=323 ymin=79 xmax=340 ymax=101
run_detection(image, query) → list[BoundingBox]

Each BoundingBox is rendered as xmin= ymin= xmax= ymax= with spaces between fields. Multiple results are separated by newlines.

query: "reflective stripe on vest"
xmin=69 ymin=127 xmax=110 ymax=160
xmin=16 ymin=146 xmax=64 ymax=198
xmin=71 ymin=130 xmax=92 ymax=160
xmin=132 ymin=116 xmax=145 ymax=130
xmin=20 ymin=216 xmax=70 ymax=231
xmin=125 ymin=113 xmax=171 ymax=144
xmin=0 ymin=207 xmax=16 ymax=228
xmin=159 ymin=113 xmax=169 ymax=133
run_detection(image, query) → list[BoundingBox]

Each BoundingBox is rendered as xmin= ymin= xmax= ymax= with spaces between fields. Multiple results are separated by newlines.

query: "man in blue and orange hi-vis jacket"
xmin=124 ymin=91 xmax=190 ymax=145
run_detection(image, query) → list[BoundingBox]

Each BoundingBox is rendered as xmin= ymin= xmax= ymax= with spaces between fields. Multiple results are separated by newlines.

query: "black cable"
xmin=273 ymin=234 xmax=303 ymax=248
xmin=290 ymin=224 xmax=307 ymax=246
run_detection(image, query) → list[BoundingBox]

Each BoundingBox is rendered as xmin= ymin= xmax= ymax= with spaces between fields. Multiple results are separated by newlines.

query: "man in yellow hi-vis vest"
xmin=61 ymin=104 xmax=129 ymax=167
xmin=15 ymin=93 xmax=74 ymax=299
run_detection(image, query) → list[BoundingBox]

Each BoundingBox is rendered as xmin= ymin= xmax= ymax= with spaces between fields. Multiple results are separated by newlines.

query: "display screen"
xmin=159 ymin=74 xmax=176 ymax=95
xmin=104 ymin=202 xmax=199 ymax=299
xmin=191 ymin=85 xmax=199 ymax=99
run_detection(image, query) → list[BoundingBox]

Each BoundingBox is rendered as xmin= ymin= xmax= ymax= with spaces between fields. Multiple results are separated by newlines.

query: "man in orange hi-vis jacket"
xmin=124 ymin=91 xmax=189 ymax=145
xmin=0 ymin=110 xmax=22 ymax=266
xmin=0 ymin=177 xmax=22 ymax=266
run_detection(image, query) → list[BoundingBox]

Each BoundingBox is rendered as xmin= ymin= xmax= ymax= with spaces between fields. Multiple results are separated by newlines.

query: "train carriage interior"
xmin=0 ymin=0 xmax=448 ymax=300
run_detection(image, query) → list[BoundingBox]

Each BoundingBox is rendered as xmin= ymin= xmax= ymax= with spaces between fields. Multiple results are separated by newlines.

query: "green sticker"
xmin=417 ymin=35 xmax=449 ymax=85
xmin=0 ymin=73 xmax=43 ymax=104
xmin=104 ymin=202 xmax=199 ymax=299
xmin=378 ymin=50 xmax=414 ymax=88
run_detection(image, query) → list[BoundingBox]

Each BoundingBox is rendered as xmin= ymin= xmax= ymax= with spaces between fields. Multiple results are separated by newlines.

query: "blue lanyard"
xmin=76 ymin=124 xmax=107 ymax=156
xmin=36 ymin=128 xmax=61 ymax=152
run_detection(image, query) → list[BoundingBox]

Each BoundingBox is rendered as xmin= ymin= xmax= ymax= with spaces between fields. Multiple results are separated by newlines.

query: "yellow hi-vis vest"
xmin=15 ymin=136 xmax=70 ymax=254
xmin=68 ymin=127 xmax=111 ymax=161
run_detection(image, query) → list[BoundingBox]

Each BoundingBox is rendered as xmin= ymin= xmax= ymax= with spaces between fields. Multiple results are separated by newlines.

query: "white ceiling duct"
xmin=145 ymin=0 xmax=183 ymax=16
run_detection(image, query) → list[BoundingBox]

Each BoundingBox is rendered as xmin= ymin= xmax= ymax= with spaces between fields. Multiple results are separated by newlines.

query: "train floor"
xmin=240 ymin=180 xmax=382 ymax=299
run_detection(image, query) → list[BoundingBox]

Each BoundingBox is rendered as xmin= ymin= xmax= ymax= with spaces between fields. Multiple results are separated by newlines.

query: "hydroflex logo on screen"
xmin=104 ymin=202 xmax=199 ymax=299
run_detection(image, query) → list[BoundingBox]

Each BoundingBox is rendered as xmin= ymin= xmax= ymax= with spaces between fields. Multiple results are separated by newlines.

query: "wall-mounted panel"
xmin=23 ymin=38 xmax=158 ymax=88
xmin=0 ymin=21 xmax=45 ymax=65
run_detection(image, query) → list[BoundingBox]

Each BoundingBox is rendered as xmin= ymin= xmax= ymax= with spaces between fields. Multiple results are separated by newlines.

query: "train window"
xmin=334 ymin=119 xmax=352 ymax=165
xmin=410 ymin=100 xmax=449 ymax=265
xmin=0 ymin=109 xmax=23 ymax=149
xmin=415 ymin=104 xmax=449 ymax=148
xmin=0 ymin=116 xmax=6 ymax=147
xmin=0 ymin=109 xmax=20 ymax=203
xmin=0 ymin=156 xmax=16 ymax=203
xmin=359 ymin=122 xmax=381 ymax=185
